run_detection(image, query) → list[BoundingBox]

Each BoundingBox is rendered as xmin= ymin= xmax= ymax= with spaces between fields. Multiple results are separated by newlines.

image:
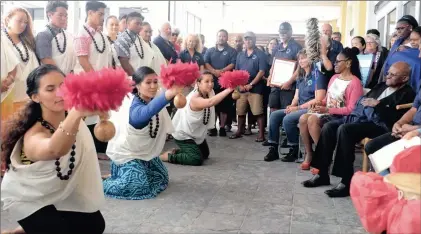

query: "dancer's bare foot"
xmin=159 ymin=151 xmax=170 ymax=162
xmin=2 ymin=226 xmax=25 ymax=234
xmin=97 ymin=153 xmax=110 ymax=160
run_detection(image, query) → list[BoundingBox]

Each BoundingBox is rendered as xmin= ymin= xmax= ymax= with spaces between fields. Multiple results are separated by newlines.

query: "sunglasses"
xmin=172 ymin=33 xmax=179 ymax=36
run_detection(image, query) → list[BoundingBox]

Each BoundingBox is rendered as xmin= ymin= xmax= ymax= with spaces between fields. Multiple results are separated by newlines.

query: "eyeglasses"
xmin=172 ymin=33 xmax=179 ymax=36
xmin=334 ymin=59 xmax=348 ymax=64
xmin=366 ymin=41 xmax=376 ymax=45
xmin=386 ymin=72 xmax=407 ymax=78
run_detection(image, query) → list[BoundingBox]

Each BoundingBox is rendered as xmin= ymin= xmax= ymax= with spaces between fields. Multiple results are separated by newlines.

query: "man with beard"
xmin=154 ymin=22 xmax=178 ymax=64
xmin=204 ymin=29 xmax=237 ymax=136
xmin=234 ymin=35 xmax=244 ymax=53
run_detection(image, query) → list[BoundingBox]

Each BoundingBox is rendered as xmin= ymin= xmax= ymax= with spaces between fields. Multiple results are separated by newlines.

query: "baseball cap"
xmin=243 ymin=31 xmax=256 ymax=40
xmin=397 ymin=15 xmax=419 ymax=28
xmin=279 ymin=22 xmax=292 ymax=33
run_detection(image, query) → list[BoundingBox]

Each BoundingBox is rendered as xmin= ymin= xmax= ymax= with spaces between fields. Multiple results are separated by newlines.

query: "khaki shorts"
xmin=236 ymin=92 xmax=264 ymax=116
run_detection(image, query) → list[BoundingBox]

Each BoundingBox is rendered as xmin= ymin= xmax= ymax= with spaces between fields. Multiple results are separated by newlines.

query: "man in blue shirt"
xmin=204 ymin=29 xmax=237 ymax=136
xmin=229 ymin=32 xmax=268 ymax=142
xmin=153 ymin=22 xmax=178 ymax=64
xmin=268 ymin=22 xmax=302 ymax=111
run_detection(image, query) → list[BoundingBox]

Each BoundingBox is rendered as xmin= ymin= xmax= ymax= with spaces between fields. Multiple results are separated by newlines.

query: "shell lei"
xmin=305 ymin=18 xmax=321 ymax=63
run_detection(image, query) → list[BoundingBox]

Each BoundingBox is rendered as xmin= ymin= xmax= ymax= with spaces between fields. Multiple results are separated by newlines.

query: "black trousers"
xmin=87 ymin=124 xmax=108 ymax=153
xmin=18 ymin=205 xmax=105 ymax=234
xmin=365 ymin=132 xmax=399 ymax=155
xmin=311 ymin=120 xmax=388 ymax=186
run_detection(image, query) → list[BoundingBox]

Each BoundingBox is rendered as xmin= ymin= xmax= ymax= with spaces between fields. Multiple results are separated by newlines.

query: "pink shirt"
xmin=322 ymin=74 xmax=363 ymax=115
xmin=74 ymin=24 xmax=97 ymax=56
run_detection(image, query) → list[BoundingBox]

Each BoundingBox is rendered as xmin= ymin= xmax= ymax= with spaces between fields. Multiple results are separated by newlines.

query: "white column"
xmin=67 ymin=1 xmax=80 ymax=35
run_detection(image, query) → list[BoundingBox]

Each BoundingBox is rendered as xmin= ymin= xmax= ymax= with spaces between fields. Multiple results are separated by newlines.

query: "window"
xmin=26 ymin=8 xmax=44 ymax=20
xmin=386 ymin=9 xmax=396 ymax=48
xmin=378 ymin=17 xmax=385 ymax=45
xmin=404 ymin=1 xmax=416 ymax=16
xmin=186 ymin=12 xmax=201 ymax=34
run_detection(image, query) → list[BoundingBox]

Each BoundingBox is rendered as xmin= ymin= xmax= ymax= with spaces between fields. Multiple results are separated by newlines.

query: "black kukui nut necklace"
xmin=46 ymin=24 xmax=66 ymax=54
xmin=126 ymin=30 xmax=144 ymax=59
xmin=4 ymin=29 xmax=29 ymax=62
xmin=38 ymin=115 xmax=75 ymax=181
xmin=83 ymin=25 xmax=106 ymax=53
xmin=199 ymin=91 xmax=210 ymax=125
xmin=136 ymin=94 xmax=159 ymax=138
xmin=107 ymin=36 xmax=116 ymax=68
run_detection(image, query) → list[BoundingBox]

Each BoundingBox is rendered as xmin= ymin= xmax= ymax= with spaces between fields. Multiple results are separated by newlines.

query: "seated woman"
xmin=1 ymin=65 xmax=105 ymax=234
xmin=160 ymin=71 xmax=234 ymax=166
xmin=299 ymin=47 xmax=363 ymax=169
xmin=103 ymin=66 xmax=182 ymax=200
xmin=263 ymin=49 xmax=328 ymax=162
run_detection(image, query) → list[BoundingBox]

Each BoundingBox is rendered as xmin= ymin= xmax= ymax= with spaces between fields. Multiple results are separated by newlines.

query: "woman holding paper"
xmin=298 ymin=47 xmax=363 ymax=169
xmin=263 ymin=49 xmax=328 ymax=163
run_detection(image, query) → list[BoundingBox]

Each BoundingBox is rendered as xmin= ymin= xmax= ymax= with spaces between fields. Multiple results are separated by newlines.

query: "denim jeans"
xmin=268 ymin=109 xmax=307 ymax=145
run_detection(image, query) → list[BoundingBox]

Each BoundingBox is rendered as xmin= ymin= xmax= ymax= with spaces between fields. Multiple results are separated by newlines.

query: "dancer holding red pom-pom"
xmin=104 ymin=66 xmax=184 ymax=200
xmin=1 ymin=65 xmax=106 ymax=234
xmin=160 ymin=70 xmax=248 ymax=166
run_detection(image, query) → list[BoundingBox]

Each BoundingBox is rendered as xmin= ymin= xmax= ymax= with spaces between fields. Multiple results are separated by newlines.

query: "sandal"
xmin=229 ymin=134 xmax=243 ymax=139
xmin=255 ymin=137 xmax=265 ymax=142
xmin=244 ymin=129 xmax=253 ymax=135
xmin=311 ymin=168 xmax=319 ymax=175
xmin=300 ymin=162 xmax=310 ymax=170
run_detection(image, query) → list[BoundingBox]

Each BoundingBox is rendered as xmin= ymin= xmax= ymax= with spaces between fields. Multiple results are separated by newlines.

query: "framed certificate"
xmin=269 ymin=58 xmax=296 ymax=86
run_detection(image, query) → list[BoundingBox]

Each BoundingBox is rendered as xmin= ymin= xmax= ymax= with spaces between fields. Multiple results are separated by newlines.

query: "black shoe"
xmin=264 ymin=146 xmax=279 ymax=162
xmin=262 ymin=140 xmax=277 ymax=147
xmin=280 ymin=138 xmax=288 ymax=148
xmin=219 ymin=128 xmax=227 ymax=137
xmin=208 ymin=128 xmax=217 ymax=136
xmin=302 ymin=174 xmax=331 ymax=187
xmin=281 ymin=146 xmax=298 ymax=162
xmin=325 ymin=183 xmax=350 ymax=197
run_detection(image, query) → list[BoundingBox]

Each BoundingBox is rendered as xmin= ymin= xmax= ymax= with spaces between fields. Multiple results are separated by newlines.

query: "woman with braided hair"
xmin=160 ymin=71 xmax=234 ymax=166
xmin=103 ymin=66 xmax=183 ymax=200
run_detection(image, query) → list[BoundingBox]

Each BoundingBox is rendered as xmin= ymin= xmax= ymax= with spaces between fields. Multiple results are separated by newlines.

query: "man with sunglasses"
xmin=268 ymin=22 xmax=302 ymax=112
xmin=301 ymin=61 xmax=415 ymax=197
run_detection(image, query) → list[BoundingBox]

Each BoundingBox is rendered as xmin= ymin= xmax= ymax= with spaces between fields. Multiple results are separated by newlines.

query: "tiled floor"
xmin=1 ymin=130 xmax=367 ymax=234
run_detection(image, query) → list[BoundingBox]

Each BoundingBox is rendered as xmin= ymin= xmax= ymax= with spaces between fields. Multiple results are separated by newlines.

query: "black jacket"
xmin=346 ymin=83 xmax=415 ymax=130
xmin=365 ymin=49 xmax=389 ymax=89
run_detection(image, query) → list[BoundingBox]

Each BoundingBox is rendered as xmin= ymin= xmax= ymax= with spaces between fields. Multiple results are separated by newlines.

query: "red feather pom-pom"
xmin=218 ymin=70 xmax=250 ymax=89
xmin=160 ymin=60 xmax=200 ymax=89
xmin=58 ymin=67 xmax=133 ymax=112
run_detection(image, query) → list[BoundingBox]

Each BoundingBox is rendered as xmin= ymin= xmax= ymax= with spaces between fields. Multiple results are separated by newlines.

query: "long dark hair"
xmin=340 ymin=47 xmax=362 ymax=80
xmin=132 ymin=66 xmax=157 ymax=94
xmin=1 ymin=64 xmax=65 ymax=169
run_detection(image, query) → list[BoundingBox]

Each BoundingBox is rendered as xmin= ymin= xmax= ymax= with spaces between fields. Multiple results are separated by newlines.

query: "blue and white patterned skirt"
xmin=103 ymin=157 xmax=169 ymax=200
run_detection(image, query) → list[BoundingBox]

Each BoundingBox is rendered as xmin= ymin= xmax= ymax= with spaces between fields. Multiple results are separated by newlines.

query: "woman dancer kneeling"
xmin=104 ymin=66 xmax=182 ymax=200
xmin=160 ymin=71 xmax=234 ymax=166
xmin=1 ymin=65 xmax=105 ymax=234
